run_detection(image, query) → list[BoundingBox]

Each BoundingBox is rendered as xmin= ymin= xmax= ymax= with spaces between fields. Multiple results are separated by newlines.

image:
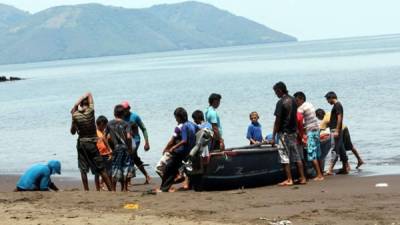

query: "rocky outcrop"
xmin=0 ymin=76 xmax=24 ymax=82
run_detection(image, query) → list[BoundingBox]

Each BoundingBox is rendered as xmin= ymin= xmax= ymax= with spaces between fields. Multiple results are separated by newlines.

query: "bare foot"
xmin=168 ymin=187 xmax=176 ymax=193
xmin=346 ymin=164 xmax=351 ymax=173
xmin=278 ymin=180 xmax=293 ymax=186
xmin=174 ymin=175 xmax=185 ymax=184
xmin=356 ymin=160 xmax=364 ymax=169
xmin=313 ymin=176 xmax=324 ymax=181
xmin=338 ymin=167 xmax=349 ymax=175
xmin=152 ymin=188 xmax=162 ymax=193
xmin=144 ymin=176 xmax=151 ymax=185
xmin=324 ymin=170 xmax=334 ymax=176
xmin=182 ymin=182 xmax=190 ymax=190
xmin=296 ymin=179 xmax=307 ymax=185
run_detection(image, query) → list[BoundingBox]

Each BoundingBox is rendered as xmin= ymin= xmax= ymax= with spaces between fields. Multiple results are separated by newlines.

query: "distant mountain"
xmin=147 ymin=2 xmax=295 ymax=46
xmin=0 ymin=2 xmax=296 ymax=65
xmin=0 ymin=4 xmax=29 ymax=29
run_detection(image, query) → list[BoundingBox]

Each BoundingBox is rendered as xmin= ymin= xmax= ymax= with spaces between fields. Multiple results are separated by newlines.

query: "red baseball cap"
xmin=121 ymin=100 xmax=131 ymax=109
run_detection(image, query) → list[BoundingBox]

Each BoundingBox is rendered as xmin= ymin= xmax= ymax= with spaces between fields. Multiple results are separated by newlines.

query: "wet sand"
xmin=0 ymin=174 xmax=399 ymax=225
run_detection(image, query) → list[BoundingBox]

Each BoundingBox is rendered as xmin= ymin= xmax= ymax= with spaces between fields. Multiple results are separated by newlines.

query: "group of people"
xmin=15 ymin=81 xmax=363 ymax=192
xmin=69 ymin=93 xmax=152 ymax=191
xmin=155 ymin=94 xmax=222 ymax=192
xmin=251 ymin=81 xmax=363 ymax=186
xmin=66 ymin=92 xmax=224 ymax=192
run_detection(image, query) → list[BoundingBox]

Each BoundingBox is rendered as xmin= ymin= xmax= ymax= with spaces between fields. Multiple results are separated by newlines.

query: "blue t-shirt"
xmin=17 ymin=164 xmax=52 ymax=191
xmin=198 ymin=121 xmax=212 ymax=130
xmin=124 ymin=112 xmax=147 ymax=143
xmin=246 ymin=122 xmax=263 ymax=143
xmin=175 ymin=121 xmax=198 ymax=155
xmin=265 ymin=133 xmax=280 ymax=144
xmin=205 ymin=106 xmax=222 ymax=137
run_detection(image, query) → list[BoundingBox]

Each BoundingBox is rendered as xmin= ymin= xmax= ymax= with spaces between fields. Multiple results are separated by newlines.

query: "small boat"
xmin=189 ymin=139 xmax=331 ymax=191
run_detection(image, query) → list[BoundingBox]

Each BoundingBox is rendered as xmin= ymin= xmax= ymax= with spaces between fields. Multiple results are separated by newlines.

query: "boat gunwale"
xmin=210 ymin=145 xmax=280 ymax=157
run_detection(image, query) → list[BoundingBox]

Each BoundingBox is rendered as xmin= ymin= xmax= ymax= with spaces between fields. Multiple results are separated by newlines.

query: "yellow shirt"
xmin=319 ymin=112 xmax=346 ymax=130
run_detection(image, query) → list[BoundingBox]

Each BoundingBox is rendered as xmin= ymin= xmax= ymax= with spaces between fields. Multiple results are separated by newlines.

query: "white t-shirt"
xmin=297 ymin=102 xmax=319 ymax=132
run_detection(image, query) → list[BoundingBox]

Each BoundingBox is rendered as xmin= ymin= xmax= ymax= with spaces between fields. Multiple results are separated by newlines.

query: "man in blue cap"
xmin=15 ymin=160 xmax=61 ymax=191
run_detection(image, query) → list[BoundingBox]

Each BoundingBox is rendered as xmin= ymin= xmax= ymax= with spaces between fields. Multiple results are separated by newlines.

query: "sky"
xmin=1 ymin=0 xmax=399 ymax=41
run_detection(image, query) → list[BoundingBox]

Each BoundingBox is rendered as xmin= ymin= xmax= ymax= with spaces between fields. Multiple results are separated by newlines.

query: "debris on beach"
xmin=229 ymin=186 xmax=246 ymax=194
xmin=260 ymin=217 xmax=292 ymax=225
xmin=375 ymin=183 xmax=388 ymax=187
xmin=124 ymin=203 xmax=140 ymax=210
xmin=269 ymin=220 xmax=293 ymax=225
xmin=141 ymin=190 xmax=158 ymax=196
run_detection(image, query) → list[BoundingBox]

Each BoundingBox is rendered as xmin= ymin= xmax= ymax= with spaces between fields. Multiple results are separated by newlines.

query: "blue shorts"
xmin=307 ymin=130 xmax=321 ymax=161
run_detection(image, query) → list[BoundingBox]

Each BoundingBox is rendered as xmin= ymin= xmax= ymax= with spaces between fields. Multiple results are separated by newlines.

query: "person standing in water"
xmin=315 ymin=108 xmax=364 ymax=171
xmin=324 ymin=91 xmax=350 ymax=174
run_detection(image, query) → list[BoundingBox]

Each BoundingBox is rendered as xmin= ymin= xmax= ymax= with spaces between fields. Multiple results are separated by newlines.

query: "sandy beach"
xmin=0 ymin=174 xmax=399 ymax=225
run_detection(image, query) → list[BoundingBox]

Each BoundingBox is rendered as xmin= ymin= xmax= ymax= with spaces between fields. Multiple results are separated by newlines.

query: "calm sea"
xmin=1 ymin=34 xmax=400 ymax=177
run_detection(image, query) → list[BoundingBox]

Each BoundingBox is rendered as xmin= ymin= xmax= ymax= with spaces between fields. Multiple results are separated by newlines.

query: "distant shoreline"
xmin=0 ymin=32 xmax=399 ymax=68
xmin=0 ymin=39 xmax=297 ymax=67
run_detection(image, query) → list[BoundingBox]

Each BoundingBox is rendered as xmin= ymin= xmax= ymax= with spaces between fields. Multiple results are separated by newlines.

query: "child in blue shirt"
xmin=246 ymin=112 xmax=264 ymax=145
xmin=192 ymin=110 xmax=212 ymax=130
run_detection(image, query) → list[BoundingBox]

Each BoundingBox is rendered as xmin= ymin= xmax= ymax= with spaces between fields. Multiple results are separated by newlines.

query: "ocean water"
xmin=1 ymin=34 xmax=400 ymax=177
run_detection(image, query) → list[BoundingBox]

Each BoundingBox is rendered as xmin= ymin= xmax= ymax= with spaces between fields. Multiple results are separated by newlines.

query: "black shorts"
xmin=77 ymin=140 xmax=105 ymax=174
xmin=342 ymin=127 xmax=354 ymax=151
xmin=131 ymin=141 xmax=144 ymax=167
xmin=102 ymin=155 xmax=112 ymax=176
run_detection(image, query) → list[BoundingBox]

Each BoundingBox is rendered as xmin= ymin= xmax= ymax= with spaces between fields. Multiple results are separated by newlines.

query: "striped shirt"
xmin=297 ymin=102 xmax=319 ymax=132
xmin=72 ymin=103 xmax=97 ymax=139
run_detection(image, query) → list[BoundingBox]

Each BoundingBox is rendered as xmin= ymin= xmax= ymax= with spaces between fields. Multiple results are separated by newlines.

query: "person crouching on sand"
xmin=95 ymin=115 xmax=113 ymax=191
xmin=105 ymin=105 xmax=134 ymax=192
xmin=15 ymin=160 xmax=61 ymax=192
xmin=155 ymin=110 xmax=186 ymax=179
xmin=246 ymin=111 xmax=264 ymax=145
xmin=157 ymin=107 xmax=198 ymax=192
